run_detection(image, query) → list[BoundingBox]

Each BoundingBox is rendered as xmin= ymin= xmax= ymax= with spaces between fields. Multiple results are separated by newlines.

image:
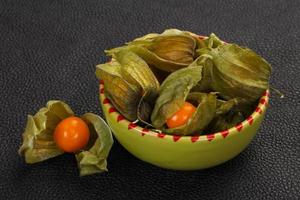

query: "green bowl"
xmin=99 ymin=81 xmax=269 ymax=170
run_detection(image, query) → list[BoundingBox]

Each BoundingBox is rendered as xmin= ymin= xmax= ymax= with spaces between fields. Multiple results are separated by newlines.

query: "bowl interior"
xmin=99 ymin=80 xmax=269 ymax=143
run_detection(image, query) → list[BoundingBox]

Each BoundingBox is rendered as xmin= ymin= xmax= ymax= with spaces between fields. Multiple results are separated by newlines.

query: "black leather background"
xmin=0 ymin=0 xmax=299 ymax=199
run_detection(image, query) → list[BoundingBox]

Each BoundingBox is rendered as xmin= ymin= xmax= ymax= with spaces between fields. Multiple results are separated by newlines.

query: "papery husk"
xmin=203 ymin=33 xmax=224 ymax=49
xmin=204 ymin=97 xmax=253 ymax=133
xmin=96 ymin=52 xmax=160 ymax=122
xmin=205 ymin=110 xmax=244 ymax=133
xmin=115 ymin=50 xmax=160 ymax=122
xmin=189 ymin=54 xmax=214 ymax=93
xmin=145 ymin=35 xmax=196 ymax=64
xmin=115 ymin=50 xmax=159 ymax=96
xmin=96 ymin=61 xmax=142 ymax=121
xmin=19 ymin=101 xmax=114 ymax=176
xmin=164 ymin=92 xmax=217 ymax=136
xmin=18 ymin=100 xmax=73 ymax=163
xmin=198 ymin=43 xmax=271 ymax=103
xmin=76 ymin=113 xmax=113 ymax=176
xmin=105 ymin=29 xmax=197 ymax=72
xmin=151 ymin=66 xmax=203 ymax=128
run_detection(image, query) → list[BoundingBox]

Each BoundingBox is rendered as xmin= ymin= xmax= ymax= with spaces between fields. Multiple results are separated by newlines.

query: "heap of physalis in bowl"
xmin=96 ymin=29 xmax=271 ymax=135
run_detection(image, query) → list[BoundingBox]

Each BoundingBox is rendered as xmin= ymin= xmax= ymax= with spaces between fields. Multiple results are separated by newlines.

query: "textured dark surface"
xmin=0 ymin=0 xmax=299 ymax=199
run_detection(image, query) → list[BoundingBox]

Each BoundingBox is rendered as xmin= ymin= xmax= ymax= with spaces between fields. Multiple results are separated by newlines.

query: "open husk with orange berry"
xmin=19 ymin=100 xmax=114 ymax=176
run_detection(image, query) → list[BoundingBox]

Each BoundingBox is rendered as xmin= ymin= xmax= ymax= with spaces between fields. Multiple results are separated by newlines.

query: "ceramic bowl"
xmin=99 ymin=80 xmax=269 ymax=170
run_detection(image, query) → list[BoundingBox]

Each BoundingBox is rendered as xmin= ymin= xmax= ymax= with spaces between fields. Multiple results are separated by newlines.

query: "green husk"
xmin=76 ymin=113 xmax=113 ymax=176
xmin=116 ymin=50 xmax=160 ymax=92
xmin=18 ymin=100 xmax=73 ymax=163
xmin=216 ymin=98 xmax=242 ymax=116
xmin=189 ymin=54 xmax=214 ymax=93
xmin=116 ymin=50 xmax=160 ymax=122
xmin=105 ymin=29 xmax=197 ymax=72
xmin=96 ymin=51 xmax=160 ymax=122
xmin=204 ymin=98 xmax=252 ymax=133
xmin=137 ymin=91 xmax=156 ymax=124
xmin=151 ymin=66 xmax=203 ymax=129
xmin=19 ymin=100 xmax=114 ymax=176
xmin=203 ymin=33 xmax=224 ymax=49
xmin=110 ymin=45 xmax=188 ymax=72
xmin=164 ymin=92 xmax=217 ymax=135
xmin=205 ymin=110 xmax=244 ymax=133
xmin=145 ymin=35 xmax=196 ymax=64
xmin=197 ymin=43 xmax=271 ymax=103
xmin=95 ymin=61 xmax=142 ymax=121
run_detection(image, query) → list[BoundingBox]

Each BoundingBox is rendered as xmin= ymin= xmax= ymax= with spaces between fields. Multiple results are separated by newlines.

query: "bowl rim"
xmin=99 ymin=34 xmax=270 ymax=143
xmin=99 ymin=82 xmax=269 ymax=143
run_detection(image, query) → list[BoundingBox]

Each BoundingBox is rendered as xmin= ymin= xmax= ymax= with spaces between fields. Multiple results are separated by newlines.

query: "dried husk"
xmin=19 ymin=101 xmax=114 ymax=176
xmin=197 ymin=43 xmax=271 ymax=103
xmin=164 ymin=92 xmax=217 ymax=135
xmin=151 ymin=66 xmax=203 ymax=129
xmin=105 ymin=29 xmax=197 ymax=72
xmin=202 ymin=33 xmax=224 ymax=49
xmin=204 ymin=97 xmax=253 ymax=133
xmin=205 ymin=110 xmax=244 ymax=133
xmin=115 ymin=50 xmax=160 ymax=122
xmin=76 ymin=113 xmax=113 ymax=176
xmin=96 ymin=61 xmax=141 ymax=121
xmin=115 ymin=50 xmax=159 ymax=97
xmin=18 ymin=100 xmax=73 ymax=163
xmin=189 ymin=54 xmax=214 ymax=93
xmin=96 ymin=51 xmax=160 ymax=122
